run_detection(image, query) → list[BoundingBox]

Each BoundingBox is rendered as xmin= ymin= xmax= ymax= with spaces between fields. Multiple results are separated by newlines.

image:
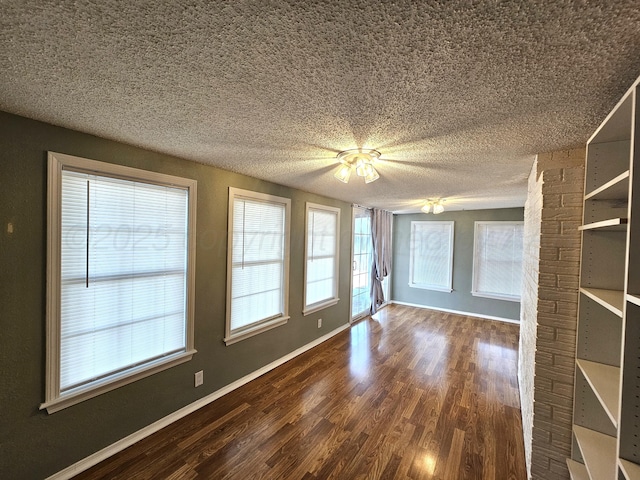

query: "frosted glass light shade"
xmin=334 ymin=164 xmax=352 ymax=183
xmin=364 ymin=167 xmax=379 ymax=183
xmin=355 ymin=158 xmax=375 ymax=177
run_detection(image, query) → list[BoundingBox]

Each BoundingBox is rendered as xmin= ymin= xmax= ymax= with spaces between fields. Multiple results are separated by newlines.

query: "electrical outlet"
xmin=194 ymin=370 xmax=203 ymax=387
xmin=317 ymin=318 xmax=322 ymax=328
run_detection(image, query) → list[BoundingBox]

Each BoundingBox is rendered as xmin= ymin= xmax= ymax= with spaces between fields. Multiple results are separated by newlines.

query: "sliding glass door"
xmin=351 ymin=206 xmax=372 ymax=321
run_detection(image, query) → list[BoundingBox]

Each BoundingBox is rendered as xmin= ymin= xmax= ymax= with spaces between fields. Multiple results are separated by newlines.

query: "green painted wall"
xmin=0 ymin=111 xmax=353 ymax=479
xmin=392 ymin=208 xmax=524 ymax=321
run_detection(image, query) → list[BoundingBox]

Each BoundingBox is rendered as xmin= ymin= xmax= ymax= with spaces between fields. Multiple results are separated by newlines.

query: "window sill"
xmin=40 ymin=349 xmax=196 ymax=414
xmin=302 ymin=298 xmax=340 ymax=316
xmin=224 ymin=316 xmax=290 ymax=345
xmin=471 ymin=292 xmax=521 ymax=302
xmin=408 ymin=283 xmax=453 ymax=293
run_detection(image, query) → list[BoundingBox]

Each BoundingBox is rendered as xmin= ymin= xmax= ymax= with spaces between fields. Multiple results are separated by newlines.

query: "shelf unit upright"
xmin=568 ymin=75 xmax=640 ymax=480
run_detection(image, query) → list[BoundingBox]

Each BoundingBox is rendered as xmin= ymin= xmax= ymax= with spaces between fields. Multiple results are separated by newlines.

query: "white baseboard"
xmin=46 ymin=323 xmax=351 ymax=480
xmin=390 ymin=300 xmax=520 ymax=325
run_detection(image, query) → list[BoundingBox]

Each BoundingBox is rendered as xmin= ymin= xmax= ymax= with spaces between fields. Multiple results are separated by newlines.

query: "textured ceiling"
xmin=2 ymin=1 xmax=640 ymax=213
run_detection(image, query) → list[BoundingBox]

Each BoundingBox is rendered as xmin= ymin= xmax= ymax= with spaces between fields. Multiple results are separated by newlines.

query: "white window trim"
xmin=303 ymin=202 xmax=341 ymax=316
xmin=42 ymin=152 xmax=197 ymax=414
xmin=470 ymin=291 xmax=521 ymax=302
xmin=224 ymin=187 xmax=291 ymax=345
xmin=471 ymin=221 xmax=523 ymax=302
xmin=408 ymin=220 xmax=454 ymax=292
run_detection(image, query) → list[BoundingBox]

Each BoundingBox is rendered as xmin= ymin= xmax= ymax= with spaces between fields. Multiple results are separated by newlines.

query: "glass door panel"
xmin=351 ymin=207 xmax=372 ymax=320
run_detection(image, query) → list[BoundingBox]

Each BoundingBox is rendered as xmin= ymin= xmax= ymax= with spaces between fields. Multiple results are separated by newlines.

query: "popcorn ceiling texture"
xmin=1 ymin=0 xmax=639 ymax=212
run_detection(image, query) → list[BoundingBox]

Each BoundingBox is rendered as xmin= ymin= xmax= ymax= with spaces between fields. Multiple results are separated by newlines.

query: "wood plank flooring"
xmin=74 ymin=304 xmax=527 ymax=479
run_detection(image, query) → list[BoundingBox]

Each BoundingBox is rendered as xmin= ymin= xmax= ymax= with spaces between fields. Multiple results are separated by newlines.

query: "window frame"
xmin=303 ymin=202 xmax=341 ymax=316
xmin=42 ymin=152 xmax=197 ymax=414
xmin=225 ymin=187 xmax=291 ymax=345
xmin=471 ymin=220 xmax=524 ymax=302
xmin=408 ymin=220 xmax=455 ymax=292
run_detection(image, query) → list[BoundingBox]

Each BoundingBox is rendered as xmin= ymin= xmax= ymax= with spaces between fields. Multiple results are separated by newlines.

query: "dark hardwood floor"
xmin=74 ymin=304 xmax=527 ymax=479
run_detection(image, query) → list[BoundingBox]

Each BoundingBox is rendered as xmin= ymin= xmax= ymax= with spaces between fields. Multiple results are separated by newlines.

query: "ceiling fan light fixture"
xmin=334 ymin=163 xmax=352 ymax=183
xmin=335 ymin=149 xmax=381 ymax=184
xmin=356 ymin=159 xmax=374 ymax=177
xmin=423 ymin=198 xmax=446 ymax=214
xmin=364 ymin=167 xmax=380 ymax=183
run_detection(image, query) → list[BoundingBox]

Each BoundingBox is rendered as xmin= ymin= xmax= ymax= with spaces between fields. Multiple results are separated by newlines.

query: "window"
xmin=409 ymin=221 xmax=454 ymax=292
xmin=472 ymin=221 xmax=524 ymax=301
xmin=225 ymin=188 xmax=291 ymax=345
xmin=304 ymin=203 xmax=340 ymax=315
xmin=351 ymin=206 xmax=373 ymax=319
xmin=43 ymin=152 xmax=197 ymax=413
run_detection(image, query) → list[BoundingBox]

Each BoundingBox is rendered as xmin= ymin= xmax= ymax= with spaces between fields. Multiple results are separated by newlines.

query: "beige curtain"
xmin=370 ymin=208 xmax=392 ymax=314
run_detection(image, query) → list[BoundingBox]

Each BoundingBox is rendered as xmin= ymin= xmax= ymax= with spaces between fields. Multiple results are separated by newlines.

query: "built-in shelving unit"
xmin=576 ymin=359 xmax=620 ymax=426
xmin=620 ymin=459 xmax=640 ymax=480
xmin=584 ymin=170 xmax=630 ymax=201
xmin=569 ymin=75 xmax=640 ymax=479
xmin=578 ymin=218 xmax=628 ymax=231
xmin=574 ymin=425 xmax=617 ymax=479
xmin=567 ymin=458 xmax=589 ymax=480
xmin=626 ymin=293 xmax=640 ymax=307
xmin=579 ymin=287 xmax=624 ymax=317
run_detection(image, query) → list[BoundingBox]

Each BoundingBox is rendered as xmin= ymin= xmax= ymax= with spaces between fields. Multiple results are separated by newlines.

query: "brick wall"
xmin=520 ymin=159 xmax=543 ymax=477
xmin=519 ymin=148 xmax=585 ymax=480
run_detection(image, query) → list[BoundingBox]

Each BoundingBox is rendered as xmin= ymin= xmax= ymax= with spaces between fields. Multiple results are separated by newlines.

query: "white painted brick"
xmin=543 ymin=171 xmax=563 ymax=184
xmin=559 ymin=248 xmax=581 ymax=261
xmin=520 ymin=156 xmax=583 ymax=479
xmin=542 ymin=183 xmax=584 ymax=194
xmin=560 ymin=220 xmax=582 ymax=234
xmin=552 ymin=381 xmax=574 ymax=398
xmin=537 ymin=314 xmax=577 ymax=329
xmin=538 ymin=287 xmax=578 ymax=303
xmin=540 ymin=234 xmax=581 ymax=248
xmin=539 ymin=262 xmax=581 ymax=275
xmin=562 ymin=167 xmax=586 ymax=183
xmin=555 ymin=301 xmax=578 ymax=317
xmin=561 ymin=193 xmax=583 ymax=207
xmin=540 ymin=247 xmax=559 ymax=261
xmin=534 ymin=389 xmax=574 ymax=408
xmin=541 ymin=221 xmax=562 ymax=234
xmin=541 ymin=207 xmax=583 ymax=220
xmin=557 ymin=275 xmax=579 ymax=290
xmin=544 ymin=194 xmax=562 ymax=208
xmin=538 ymin=299 xmax=557 ymax=313
xmin=539 ymin=273 xmax=557 ymax=287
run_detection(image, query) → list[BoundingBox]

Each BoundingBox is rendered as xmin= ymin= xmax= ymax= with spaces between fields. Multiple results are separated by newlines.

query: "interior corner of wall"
xmin=533 ymin=153 xmax=545 ymax=181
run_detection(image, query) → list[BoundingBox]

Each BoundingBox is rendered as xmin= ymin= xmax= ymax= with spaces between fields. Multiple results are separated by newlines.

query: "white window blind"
xmin=226 ymin=188 xmax=291 ymax=344
xmin=472 ymin=221 xmax=524 ymax=301
xmin=409 ymin=221 xmax=454 ymax=292
xmin=44 ymin=152 xmax=196 ymax=413
xmin=304 ymin=203 xmax=340 ymax=314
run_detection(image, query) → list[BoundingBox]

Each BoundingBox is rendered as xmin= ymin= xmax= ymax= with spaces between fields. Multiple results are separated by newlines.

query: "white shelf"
xmin=579 ymin=217 xmax=628 ymax=231
xmin=573 ymin=425 xmax=617 ymax=480
xmin=620 ymin=459 xmax=640 ymax=480
xmin=627 ymin=294 xmax=640 ymax=307
xmin=570 ymin=75 xmax=639 ymax=480
xmin=576 ymin=359 xmax=620 ymax=427
xmin=580 ymin=287 xmax=624 ymax=317
xmin=566 ymin=459 xmax=589 ymax=480
xmin=585 ymin=170 xmax=630 ymax=201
